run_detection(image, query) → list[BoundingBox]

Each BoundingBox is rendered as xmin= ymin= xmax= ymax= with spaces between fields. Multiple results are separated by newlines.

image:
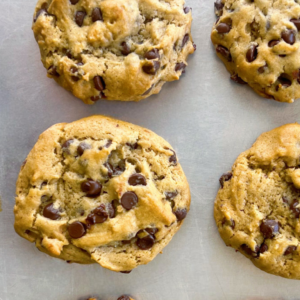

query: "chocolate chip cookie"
xmin=87 ymin=297 xmax=133 ymax=300
xmin=14 ymin=115 xmax=190 ymax=272
xmin=214 ymin=123 xmax=300 ymax=279
xmin=32 ymin=0 xmax=195 ymax=104
xmin=211 ymin=0 xmax=300 ymax=103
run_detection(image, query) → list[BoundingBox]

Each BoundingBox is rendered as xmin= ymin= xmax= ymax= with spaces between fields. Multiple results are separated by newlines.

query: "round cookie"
xmin=32 ymin=0 xmax=195 ymax=104
xmin=211 ymin=0 xmax=300 ymax=103
xmin=14 ymin=115 xmax=190 ymax=272
xmin=214 ymin=123 xmax=300 ymax=279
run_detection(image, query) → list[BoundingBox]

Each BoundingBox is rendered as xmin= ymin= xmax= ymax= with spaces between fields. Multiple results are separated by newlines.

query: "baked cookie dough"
xmin=211 ymin=0 xmax=300 ymax=103
xmin=87 ymin=297 xmax=134 ymax=300
xmin=214 ymin=123 xmax=300 ymax=279
xmin=14 ymin=115 xmax=190 ymax=272
xmin=32 ymin=0 xmax=195 ymax=104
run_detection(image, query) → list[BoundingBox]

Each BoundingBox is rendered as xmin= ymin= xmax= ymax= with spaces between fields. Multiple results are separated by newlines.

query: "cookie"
xmin=14 ymin=115 xmax=190 ymax=272
xmin=86 ymin=297 xmax=134 ymax=300
xmin=32 ymin=0 xmax=195 ymax=104
xmin=211 ymin=0 xmax=300 ymax=103
xmin=214 ymin=123 xmax=300 ymax=279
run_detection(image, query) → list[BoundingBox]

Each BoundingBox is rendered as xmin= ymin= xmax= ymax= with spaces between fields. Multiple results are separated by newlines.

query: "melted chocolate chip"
xmin=260 ymin=219 xmax=279 ymax=239
xmin=104 ymin=160 xmax=125 ymax=178
xmin=118 ymin=295 xmax=131 ymax=300
xmin=120 ymin=271 xmax=132 ymax=274
xmin=145 ymin=228 xmax=158 ymax=236
xmin=77 ymin=142 xmax=91 ymax=156
xmin=214 ymin=0 xmax=224 ymax=14
xmin=91 ymin=95 xmax=100 ymax=102
xmin=175 ymin=62 xmax=186 ymax=72
xmin=107 ymin=201 xmax=117 ymax=218
xmin=136 ymin=234 xmax=155 ymax=250
xmin=182 ymin=34 xmax=190 ymax=47
xmin=246 ymin=45 xmax=258 ymax=62
xmin=91 ymin=7 xmax=103 ymax=22
xmin=268 ymin=40 xmax=280 ymax=47
xmin=291 ymin=18 xmax=300 ymax=30
xmin=169 ymin=149 xmax=177 ymax=164
xmin=70 ymin=0 xmax=79 ymax=4
xmin=282 ymin=29 xmax=296 ymax=45
xmin=216 ymin=23 xmax=231 ymax=33
xmin=86 ymin=204 xmax=108 ymax=225
xmin=68 ymin=221 xmax=86 ymax=239
xmin=93 ymin=76 xmax=105 ymax=91
xmin=43 ymin=203 xmax=60 ymax=220
xmin=81 ymin=179 xmax=102 ymax=197
xmin=216 ymin=45 xmax=232 ymax=61
xmin=230 ymin=74 xmax=247 ymax=84
xmin=219 ymin=172 xmax=232 ymax=188
xmin=259 ymin=244 xmax=268 ymax=254
xmin=48 ymin=66 xmax=59 ymax=77
xmin=290 ymin=199 xmax=300 ymax=218
xmin=128 ymin=174 xmax=147 ymax=186
xmin=75 ymin=11 xmax=86 ymax=27
xmin=241 ymin=244 xmax=258 ymax=256
xmin=258 ymin=65 xmax=267 ymax=74
xmin=105 ymin=140 xmax=112 ymax=148
xmin=126 ymin=142 xmax=138 ymax=149
xmin=34 ymin=9 xmax=47 ymax=22
xmin=142 ymin=61 xmax=160 ymax=75
xmin=174 ymin=208 xmax=187 ymax=221
xmin=284 ymin=245 xmax=297 ymax=255
xmin=144 ymin=49 xmax=160 ymax=60
xmin=121 ymin=192 xmax=138 ymax=210
xmin=121 ymin=42 xmax=131 ymax=56
xmin=184 ymin=7 xmax=191 ymax=13
xmin=278 ymin=75 xmax=292 ymax=88
xmin=165 ymin=191 xmax=178 ymax=200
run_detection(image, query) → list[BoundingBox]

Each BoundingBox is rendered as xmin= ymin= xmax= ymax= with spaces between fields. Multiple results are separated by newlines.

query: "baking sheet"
xmin=1 ymin=0 xmax=300 ymax=299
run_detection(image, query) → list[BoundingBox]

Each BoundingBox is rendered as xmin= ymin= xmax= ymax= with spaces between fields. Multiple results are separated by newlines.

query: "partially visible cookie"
xmin=14 ymin=115 xmax=190 ymax=272
xmin=86 ymin=296 xmax=134 ymax=300
xmin=32 ymin=0 xmax=195 ymax=104
xmin=215 ymin=123 xmax=300 ymax=279
xmin=211 ymin=0 xmax=300 ymax=103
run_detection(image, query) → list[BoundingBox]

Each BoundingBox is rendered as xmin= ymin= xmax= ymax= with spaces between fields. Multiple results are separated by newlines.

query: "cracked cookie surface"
xmin=14 ymin=115 xmax=190 ymax=272
xmin=211 ymin=0 xmax=300 ymax=103
xmin=32 ymin=0 xmax=195 ymax=104
xmin=215 ymin=123 xmax=300 ymax=279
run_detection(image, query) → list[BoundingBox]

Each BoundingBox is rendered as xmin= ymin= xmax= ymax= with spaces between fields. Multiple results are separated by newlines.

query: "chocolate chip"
xmin=219 ymin=172 xmax=232 ymax=188
xmin=291 ymin=18 xmax=300 ymax=30
xmin=246 ymin=45 xmax=258 ymax=62
xmin=260 ymin=219 xmax=279 ymax=239
xmin=182 ymin=34 xmax=189 ymax=47
xmin=145 ymin=49 xmax=160 ymax=60
xmin=121 ymin=42 xmax=131 ymax=56
xmin=70 ymin=66 xmax=78 ymax=73
xmin=214 ymin=0 xmax=224 ymax=14
xmin=48 ymin=66 xmax=59 ymax=77
xmin=184 ymin=7 xmax=191 ymax=13
xmin=62 ymin=139 xmax=74 ymax=154
xmin=107 ymin=201 xmax=117 ymax=218
xmin=91 ymin=7 xmax=103 ymax=22
xmin=91 ymin=95 xmax=100 ymax=102
xmin=34 ymin=9 xmax=47 ymax=22
xmin=241 ymin=244 xmax=258 ymax=256
xmin=71 ymin=76 xmax=80 ymax=82
xmin=216 ymin=23 xmax=231 ymax=33
xmin=216 ymin=45 xmax=232 ymax=62
xmin=104 ymin=160 xmax=125 ymax=178
xmin=258 ymin=65 xmax=267 ymax=74
xmin=81 ymin=179 xmax=102 ymax=197
xmin=86 ymin=204 xmax=108 ymax=225
xmin=282 ymin=29 xmax=296 ymax=45
xmin=145 ymin=228 xmax=158 ymax=236
xmin=70 ymin=0 xmax=79 ymax=4
xmin=120 ymin=271 xmax=132 ymax=274
xmin=268 ymin=40 xmax=280 ymax=47
xmin=43 ymin=203 xmax=60 ymax=220
xmin=136 ymin=234 xmax=155 ymax=250
xmin=165 ymin=191 xmax=178 ymax=200
xmin=278 ymin=75 xmax=292 ymax=88
xmin=175 ymin=62 xmax=186 ymax=72
xmin=105 ymin=140 xmax=112 ymax=148
xmin=77 ymin=142 xmax=91 ymax=156
xmin=117 ymin=295 xmax=131 ymax=300
xmin=68 ymin=221 xmax=86 ymax=239
xmin=128 ymin=174 xmax=147 ymax=186
xmin=93 ymin=76 xmax=105 ymax=91
xmin=169 ymin=149 xmax=177 ymax=164
xmin=290 ymin=199 xmax=300 ymax=218
xmin=142 ymin=85 xmax=153 ymax=96
xmin=126 ymin=142 xmax=138 ymax=149
xmin=142 ymin=61 xmax=160 ymax=75
xmin=121 ymin=192 xmax=138 ymax=210
xmin=174 ymin=208 xmax=187 ymax=221
xmin=75 ymin=11 xmax=86 ymax=27
xmin=193 ymin=43 xmax=197 ymax=51
xmin=230 ymin=74 xmax=247 ymax=84
xmin=259 ymin=244 xmax=268 ymax=254
xmin=284 ymin=245 xmax=297 ymax=255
